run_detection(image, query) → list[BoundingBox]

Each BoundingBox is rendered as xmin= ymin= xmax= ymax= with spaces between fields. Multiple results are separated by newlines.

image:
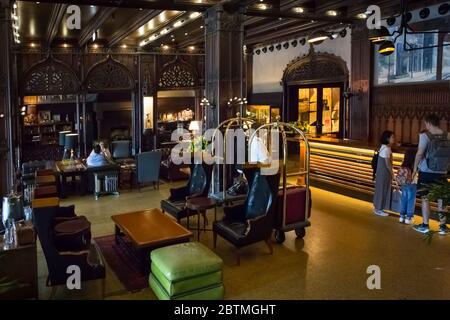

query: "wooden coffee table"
xmin=111 ymin=208 xmax=192 ymax=272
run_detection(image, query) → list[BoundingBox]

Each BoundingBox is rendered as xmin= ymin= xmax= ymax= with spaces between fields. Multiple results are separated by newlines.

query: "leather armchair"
xmin=159 ymin=148 xmax=189 ymax=181
xmin=33 ymin=205 xmax=105 ymax=298
xmin=111 ymin=140 xmax=132 ymax=161
xmin=136 ymin=150 xmax=163 ymax=190
xmin=160 ymin=163 xmax=212 ymax=222
xmin=213 ymin=171 xmax=280 ymax=265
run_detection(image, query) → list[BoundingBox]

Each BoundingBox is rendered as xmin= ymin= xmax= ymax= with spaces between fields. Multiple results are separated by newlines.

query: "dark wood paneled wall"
xmin=371 ymin=83 xmax=450 ymax=145
xmin=349 ymin=21 xmax=371 ymax=141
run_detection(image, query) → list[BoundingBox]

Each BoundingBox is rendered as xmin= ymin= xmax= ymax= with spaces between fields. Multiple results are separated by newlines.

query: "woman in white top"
xmin=373 ymin=130 xmax=397 ymax=216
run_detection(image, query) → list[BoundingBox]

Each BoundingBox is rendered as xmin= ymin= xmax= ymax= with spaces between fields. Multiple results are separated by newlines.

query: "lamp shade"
xmin=378 ymin=40 xmax=395 ymax=56
xmin=189 ymin=120 xmax=202 ymax=132
xmin=59 ymin=131 xmax=71 ymax=146
xmin=369 ymin=26 xmax=390 ymax=43
xmin=64 ymin=133 xmax=78 ymax=149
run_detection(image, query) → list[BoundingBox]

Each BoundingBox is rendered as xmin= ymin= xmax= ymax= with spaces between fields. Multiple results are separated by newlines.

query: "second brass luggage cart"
xmin=249 ymin=119 xmax=311 ymax=243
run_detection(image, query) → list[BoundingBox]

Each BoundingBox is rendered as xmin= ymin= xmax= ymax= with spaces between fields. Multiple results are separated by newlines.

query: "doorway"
xmin=297 ymin=84 xmax=343 ymax=136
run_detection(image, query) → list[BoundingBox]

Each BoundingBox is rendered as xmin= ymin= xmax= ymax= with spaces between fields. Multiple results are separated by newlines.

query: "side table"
xmin=185 ymin=197 xmax=217 ymax=241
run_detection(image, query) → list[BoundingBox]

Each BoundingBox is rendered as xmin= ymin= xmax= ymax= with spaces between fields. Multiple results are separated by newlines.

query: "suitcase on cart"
xmin=274 ymin=186 xmax=311 ymax=243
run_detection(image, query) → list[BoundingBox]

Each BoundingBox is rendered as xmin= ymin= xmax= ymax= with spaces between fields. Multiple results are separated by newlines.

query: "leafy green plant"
xmin=189 ymin=136 xmax=209 ymax=153
xmin=425 ymin=180 xmax=450 ymax=210
xmin=420 ymin=180 xmax=450 ymax=242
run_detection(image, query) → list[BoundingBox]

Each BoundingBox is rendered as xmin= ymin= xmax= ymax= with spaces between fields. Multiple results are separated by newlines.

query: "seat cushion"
xmin=151 ymin=242 xmax=223 ymax=282
xmin=213 ymin=220 xmax=248 ymax=246
xmin=160 ymin=199 xmax=187 ymax=219
xmin=150 ymin=274 xmax=224 ymax=300
xmin=151 ymin=263 xmax=222 ymax=296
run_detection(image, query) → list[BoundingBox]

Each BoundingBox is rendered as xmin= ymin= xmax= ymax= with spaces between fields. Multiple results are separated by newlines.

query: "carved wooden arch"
xmin=158 ymin=56 xmax=198 ymax=90
xmin=282 ymin=48 xmax=349 ymax=85
xmin=22 ymin=55 xmax=80 ymax=96
xmin=84 ymin=56 xmax=135 ymax=93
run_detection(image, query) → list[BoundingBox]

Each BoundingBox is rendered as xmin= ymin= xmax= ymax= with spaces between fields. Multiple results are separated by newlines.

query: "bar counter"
xmin=307 ymin=137 xmax=405 ymax=197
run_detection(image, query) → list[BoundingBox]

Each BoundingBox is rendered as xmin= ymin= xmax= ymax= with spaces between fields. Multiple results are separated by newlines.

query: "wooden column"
xmin=0 ymin=0 xmax=15 ymax=194
xmin=204 ymin=5 xmax=244 ymax=128
xmin=349 ymin=21 xmax=371 ymax=142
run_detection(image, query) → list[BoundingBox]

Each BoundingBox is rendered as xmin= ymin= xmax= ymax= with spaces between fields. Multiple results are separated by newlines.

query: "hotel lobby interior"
xmin=0 ymin=0 xmax=450 ymax=301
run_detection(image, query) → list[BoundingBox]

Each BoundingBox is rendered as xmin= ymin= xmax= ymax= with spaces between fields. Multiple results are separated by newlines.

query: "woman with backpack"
xmin=373 ymin=130 xmax=398 ymax=217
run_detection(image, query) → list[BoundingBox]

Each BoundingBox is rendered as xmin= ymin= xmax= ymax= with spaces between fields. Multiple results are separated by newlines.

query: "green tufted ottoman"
xmin=149 ymin=242 xmax=224 ymax=300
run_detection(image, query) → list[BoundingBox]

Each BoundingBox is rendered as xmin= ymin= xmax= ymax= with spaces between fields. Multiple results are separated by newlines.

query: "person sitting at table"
xmin=86 ymin=144 xmax=108 ymax=167
xmin=99 ymin=140 xmax=112 ymax=161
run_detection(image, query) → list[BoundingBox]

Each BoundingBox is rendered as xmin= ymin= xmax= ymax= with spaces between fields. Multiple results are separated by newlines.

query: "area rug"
xmin=94 ymin=235 xmax=148 ymax=293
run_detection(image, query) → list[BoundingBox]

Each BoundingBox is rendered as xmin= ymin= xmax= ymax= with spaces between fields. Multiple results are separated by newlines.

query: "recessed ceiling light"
xmin=200 ymin=25 xmax=204 ymax=29
xmin=36 ymin=2 xmax=40 ymax=4
xmin=30 ymin=43 xmax=35 ymax=47
xmin=256 ymin=3 xmax=270 ymax=10
xmin=162 ymin=45 xmax=170 ymax=50
xmin=188 ymin=46 xmax=195 ymax=51
xmin=185 ymin=32 xmax=188 ymax=36
xmin=90 ymin=5 xmax=94 ymax=8
xmin=292 ymin=7 xmax=304 ymax=13
xmin=93 ymin=44 xmax=99 ymax=49
xmin=171 ymin=38 xmax=175 ymax=42
xmin=326 ymin=10 xmax=338 ymax=16
xmin=62 ymin=43 xmax=68 ymax=48
xmin=356 ymin=13 xmax=367 ymax=19
xmin=190 ymin=12 xmax=201 ymax=19
xmin=121 ymin=44 xmax=127 ymax=48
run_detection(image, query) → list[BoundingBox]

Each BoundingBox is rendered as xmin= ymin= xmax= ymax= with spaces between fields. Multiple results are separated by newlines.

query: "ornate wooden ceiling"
xmin=14 ymin=0 xmax=442 ymax=52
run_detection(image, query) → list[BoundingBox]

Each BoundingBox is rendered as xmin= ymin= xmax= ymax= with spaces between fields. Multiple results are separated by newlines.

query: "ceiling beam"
xmin=245 ymin=9 xmax=354 ymax=23
xmin=108 ymin=9 xmax=162 ymax=47
xmin=19 ymin=0 xmax=212 ymax=12
xmin=79 ymin=6 xmax=117 ymax=46
xmin=46 ymin=4 xmax=68 ymax=46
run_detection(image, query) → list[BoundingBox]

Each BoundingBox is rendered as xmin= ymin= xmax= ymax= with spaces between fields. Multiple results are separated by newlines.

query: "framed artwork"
xmin=38 ymin=110 xmax=51 ymax=124
xmin=53 ymin=114 xmax=61 ymax=122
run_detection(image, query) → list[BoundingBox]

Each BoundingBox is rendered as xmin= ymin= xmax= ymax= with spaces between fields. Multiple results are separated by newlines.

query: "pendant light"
xmin=307 ymin=30 xmax=329 ymax=45
xmin=369 ymin=26 xmax=390 ymax=44
xmin=378 ymin=40 xmax=395 ymax=56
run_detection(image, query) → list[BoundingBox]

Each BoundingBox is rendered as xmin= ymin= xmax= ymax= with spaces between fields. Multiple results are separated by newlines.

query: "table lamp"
xmin=64 ymin=133 xmax=78 ymax=164
xmin=59 ymin=130 xmax=71 ymax=160
xmin=189 ymin=120 xmax=202 ymax=134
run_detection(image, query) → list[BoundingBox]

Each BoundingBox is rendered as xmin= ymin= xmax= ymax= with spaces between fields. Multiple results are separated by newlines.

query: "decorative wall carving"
xmin=22 ymin=55 xmax=79 ymax=95
xmin=85 ymin=56 xmax=135 ymax=92
xmin=282 ymin=47 xmax=349 ymax=84
xmin=158 ymin=57 xmax=198 ymax=89
xmin=371 ymin=84 xmax=450 ymax=144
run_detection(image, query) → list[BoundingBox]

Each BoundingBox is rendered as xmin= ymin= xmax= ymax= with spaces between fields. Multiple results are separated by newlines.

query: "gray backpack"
xmin=426 ymin=132 xmax=450 ymax=172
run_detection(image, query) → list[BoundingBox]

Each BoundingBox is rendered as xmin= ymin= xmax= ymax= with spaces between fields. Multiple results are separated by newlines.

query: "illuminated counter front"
xmin=308 ymin=140 xmax=404 ymax=196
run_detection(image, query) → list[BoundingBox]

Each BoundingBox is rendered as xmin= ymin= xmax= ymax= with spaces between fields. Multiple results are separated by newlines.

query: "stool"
xmin=33 ymin=185 xmax=58 ymax=199
xmin=36 ymin=175 xmax=56 ymax=187
xmin=149 ymin=242 xmax=224 ymax=300
xmin=32 ymin=197 xmax=60 ymax=209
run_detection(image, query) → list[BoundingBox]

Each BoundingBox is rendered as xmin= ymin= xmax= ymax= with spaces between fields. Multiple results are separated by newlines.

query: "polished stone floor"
xmin=37 ymin=182 xmax=450 ymax=300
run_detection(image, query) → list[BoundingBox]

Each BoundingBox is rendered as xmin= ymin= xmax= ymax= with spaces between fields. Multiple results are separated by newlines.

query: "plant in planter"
xmin=421 ymin=180 xmax=450 ymax=242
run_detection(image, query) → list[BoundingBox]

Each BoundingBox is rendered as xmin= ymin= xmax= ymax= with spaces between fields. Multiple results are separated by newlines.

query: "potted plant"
xmin=421 ymin=180 xmax=450 ymax=241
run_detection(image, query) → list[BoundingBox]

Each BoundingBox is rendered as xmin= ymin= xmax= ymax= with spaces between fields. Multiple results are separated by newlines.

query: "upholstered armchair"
xmin=111 ymin=140 xmax=132 ymax=162
xmin=136 ymin=150 xmax=163 ymax=190
xmin=160 ymin=163 xmax=212 ymax=222
xmin=33 ymin=205 xmax=105 ymax=299
xmin=159 ymin=148 xmax=190 ymax=181
xmin=213 ymin=171 xmax=280 ymax=265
